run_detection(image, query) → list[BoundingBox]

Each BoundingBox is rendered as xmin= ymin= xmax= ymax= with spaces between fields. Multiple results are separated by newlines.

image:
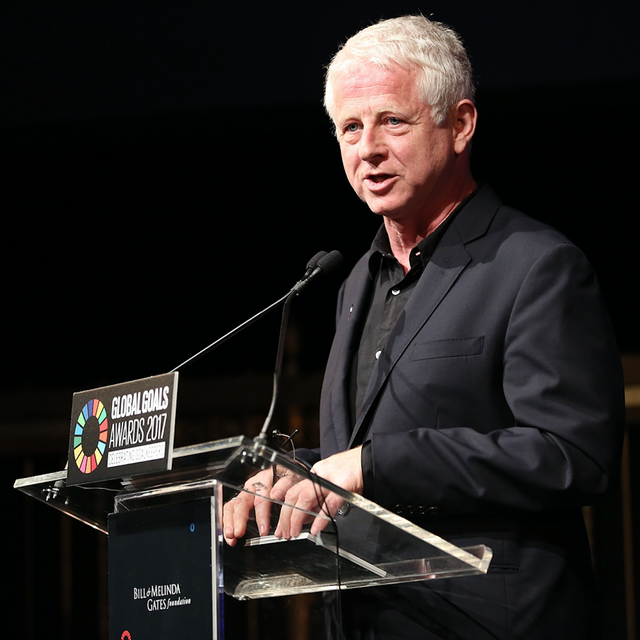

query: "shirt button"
xmin=375 ymin=350 xmax=382 ymax=360
xmin=391 ymin=288 xmax=400 ymax=296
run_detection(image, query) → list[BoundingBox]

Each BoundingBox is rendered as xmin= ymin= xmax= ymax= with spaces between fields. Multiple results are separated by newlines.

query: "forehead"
xmin=332 ymin=63 xmax=423 ymax=118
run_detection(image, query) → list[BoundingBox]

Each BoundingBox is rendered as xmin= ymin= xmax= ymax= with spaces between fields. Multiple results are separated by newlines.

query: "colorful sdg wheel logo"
xmin=73 ymin=399 xmax=109 ymax=474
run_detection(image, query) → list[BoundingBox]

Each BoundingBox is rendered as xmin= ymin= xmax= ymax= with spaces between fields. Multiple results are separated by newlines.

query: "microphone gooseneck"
xmin=170 ymin=250 xmax=342 ymax=374
xmin=255 ymin=250 xmax=343 ymax=444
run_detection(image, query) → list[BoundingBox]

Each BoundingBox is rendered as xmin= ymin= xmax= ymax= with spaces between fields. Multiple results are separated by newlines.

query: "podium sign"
xmin=67 ymin=372 xmax=178 ymax=486
xmin=108 ymin=496 xmax=223 ymax=640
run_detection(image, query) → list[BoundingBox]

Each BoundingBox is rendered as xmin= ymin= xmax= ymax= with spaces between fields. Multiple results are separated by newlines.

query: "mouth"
xmin=367 ymin=173 xmax=393 ymax=183
xmin=364 ymin=173 xmax=397 ymax=193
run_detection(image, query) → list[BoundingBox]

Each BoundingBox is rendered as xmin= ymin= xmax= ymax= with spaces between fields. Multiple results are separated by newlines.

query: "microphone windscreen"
xmin=316 ymin=250 xmax=343 ymax=275
xmin=306 ymin=251 xmax=328 ymax=271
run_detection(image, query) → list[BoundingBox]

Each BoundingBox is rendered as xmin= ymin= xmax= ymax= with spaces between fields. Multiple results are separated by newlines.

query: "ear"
xmin=451 ymin=99 xmax=477 ymax=155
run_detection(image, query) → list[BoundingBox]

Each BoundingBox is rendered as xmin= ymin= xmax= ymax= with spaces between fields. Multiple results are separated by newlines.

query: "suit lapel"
xmin=323 ymin=253 xmax=374 ymax=453
xmin=348 ymin=186 xmax=502 ymax=447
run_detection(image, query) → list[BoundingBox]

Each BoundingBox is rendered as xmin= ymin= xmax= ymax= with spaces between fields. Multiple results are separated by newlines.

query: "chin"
xmin=367 ymin=202 xmax=406 ymax=219
xmin=364 ymin=197 xmax=400 ymax=216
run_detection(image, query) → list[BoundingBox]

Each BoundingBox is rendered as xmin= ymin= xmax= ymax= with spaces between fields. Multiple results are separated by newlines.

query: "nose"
xmin=358 ymin=126 xmax=386 ymax=162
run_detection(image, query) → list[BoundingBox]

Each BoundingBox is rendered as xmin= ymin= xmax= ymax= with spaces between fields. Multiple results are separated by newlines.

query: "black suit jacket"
xmin=316 ymin=186 xmax=625 ymax=639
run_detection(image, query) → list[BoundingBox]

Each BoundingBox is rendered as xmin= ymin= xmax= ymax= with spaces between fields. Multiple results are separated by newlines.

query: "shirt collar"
xmin=367 ymin=185 xmax=481 ymax=277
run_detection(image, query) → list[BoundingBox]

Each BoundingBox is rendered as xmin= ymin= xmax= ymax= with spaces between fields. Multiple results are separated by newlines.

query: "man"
xmin=225 ymin=15 xmax=624 ymax=639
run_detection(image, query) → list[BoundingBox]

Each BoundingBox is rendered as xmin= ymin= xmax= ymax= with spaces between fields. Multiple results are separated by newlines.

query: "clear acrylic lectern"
xmin=15 ymin=436 xmax=492 ymax=640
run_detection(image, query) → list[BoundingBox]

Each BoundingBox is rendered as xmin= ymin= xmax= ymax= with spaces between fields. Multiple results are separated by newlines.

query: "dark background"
xmin=3 ymin=0 xmax=640 ymax=390
xmin=2 ymin=1 xmax=639 ymax=638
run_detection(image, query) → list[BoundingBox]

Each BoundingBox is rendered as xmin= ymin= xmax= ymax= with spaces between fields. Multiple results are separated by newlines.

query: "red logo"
xmin=121 ymin=632 xmax=132 ymax=640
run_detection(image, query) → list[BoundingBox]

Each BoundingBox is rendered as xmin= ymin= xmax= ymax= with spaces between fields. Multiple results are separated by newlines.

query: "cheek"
xmin=340 ymin=149 xmax=360 ymax=183
xmin=388 ymin=139 xmax=420 ymax=170
xmin=408 ymin=147 xmax=448 ymax=185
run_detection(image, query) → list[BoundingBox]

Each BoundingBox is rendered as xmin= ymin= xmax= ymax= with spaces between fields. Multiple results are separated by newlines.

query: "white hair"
xmin=324 ymin=15 xmax=475 ymax=127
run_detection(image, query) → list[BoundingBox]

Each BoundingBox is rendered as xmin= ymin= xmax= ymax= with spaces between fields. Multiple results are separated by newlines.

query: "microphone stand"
xmin=169 ymin=251 xmax=330 ymax=373
xmin=169 ymin=250 xmax=343 ymax=456
xmin=254 ymin=250 xmax=343 ymax=446
xmin=254 ymin=288 xmax=297 ymax=446
xmin=169 ymin=292 xmax=291 ymax=373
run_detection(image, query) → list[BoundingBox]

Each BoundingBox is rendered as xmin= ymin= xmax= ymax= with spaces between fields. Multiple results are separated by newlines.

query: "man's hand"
xmin=274 ymin=446 xmax=364 ymax=540
xmin=222 ymin=466 xmax=300 ymax=546
xmin=223 ymin=447 xmax=363 ymax=546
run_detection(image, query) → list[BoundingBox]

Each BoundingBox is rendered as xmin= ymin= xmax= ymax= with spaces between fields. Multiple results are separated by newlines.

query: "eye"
xmin=345 ymin=123 xmax=360 ymax=133
xmin=387 ymin=117 xmax=402 ymax=125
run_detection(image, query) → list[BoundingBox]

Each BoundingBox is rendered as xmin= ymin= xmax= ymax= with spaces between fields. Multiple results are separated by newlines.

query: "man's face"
xmin=332 ymin=63 xmax=459 ymax=224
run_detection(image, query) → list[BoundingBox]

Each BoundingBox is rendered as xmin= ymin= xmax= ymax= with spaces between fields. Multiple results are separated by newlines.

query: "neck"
xmin=385 ymin=177 xmax=476 ymax=273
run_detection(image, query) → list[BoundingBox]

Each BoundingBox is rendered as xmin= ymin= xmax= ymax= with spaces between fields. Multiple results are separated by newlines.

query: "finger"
xmin=276 ymin=480 xmax=319 ymax=539
xmin=251 ymin=471 xmax=298 ymax=536
xmin=230 ymin=492 xmax=255 ymax=540
xmin=269 ymin=472 xmax=301 ymax=538
xmin=223 ymin=498 xmax=241 ymax=545
xmin=310 ymin=494 xmax=344 ymax=536
xmin=238 ymin=468 xmax=275 ymax=534
xmin=270 ymin=473 xmax=298 ymax=503
xmin=310 ymin=514 xmax=330 ymax=536
xmin=253 ymin=493 xmax=272 ymax=536
xmin=288 ymin=482 xmax=325 ymax=538
xmin=274 ymin=481 xmax=305 ymax=539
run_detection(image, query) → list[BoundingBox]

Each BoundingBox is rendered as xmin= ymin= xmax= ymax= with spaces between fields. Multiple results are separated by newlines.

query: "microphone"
xmin=302 ymin=251 xmax=328 ymax=278
xmin=292 ymin=250 xmax=343 ymax=293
